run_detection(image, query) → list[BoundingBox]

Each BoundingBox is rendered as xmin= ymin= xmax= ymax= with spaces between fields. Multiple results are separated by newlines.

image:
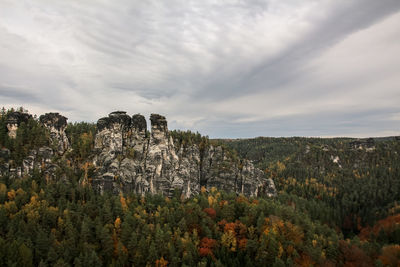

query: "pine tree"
xmin=35 ymin=228 xmax=50 ymax=262
xmin=19 ymin=243 xmax=34 ymax=267
xmin=0 ymin=237 xmax=6 ymax=266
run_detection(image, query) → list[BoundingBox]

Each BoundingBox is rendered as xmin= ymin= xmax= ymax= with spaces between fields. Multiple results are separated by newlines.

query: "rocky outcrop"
xmin=1 ymin=112 xmax=68 ymax=179
xmin=350 ymin=138 xmax=375 ymax=152
xmin=6 ymin=111 xmax=32 ymax=138
xmin=0 ymin=145 xmax=56 ymax=179
xmin=39 ymin=113 xmax=70 ymax=155
xmin=92 ymin=111 xmax=276 ymax=197
xmin=145 ymin=114 xmax=180 ymax=195
xmin=0 ymin=148 xmax=10 ymax=176
xmin=1 ymin=109 xmax=276 ymax=197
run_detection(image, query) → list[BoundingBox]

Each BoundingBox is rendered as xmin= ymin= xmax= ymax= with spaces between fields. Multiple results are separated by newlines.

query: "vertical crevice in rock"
xmin=39 ymin=113 xmax=69 ymax=155
xmin=92 ymin=111 xmax=276 ymax=197
xmin=199 ymin=151 xmax=205 ymax=187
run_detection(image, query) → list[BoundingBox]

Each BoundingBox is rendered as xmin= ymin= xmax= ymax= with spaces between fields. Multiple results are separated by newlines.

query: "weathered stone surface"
xmin=0 ymin=148 xmax=10 ymax=161
xmin=1 ymin=145 xmax=56 ymax=178
xmin=6 ymin=111 xmax=32 ymax=138
xmin=93 ymin=111 xmax=277 ymax=197
xmin=0 ymin=113 xmax=62 ymax=179
xmin=40 ymin=113 xmax=70 ymax=155
xmin=9 ymin=167 xmax=22 ymax=178
xmin=1 ymin=112 xmax=60 ymax=178
xmin=93 ymin=112 xmax=148 ymax=195
xmin=22 ymin=150 xmax=37 ymax=175
xmin=95 ymin=111 xmax=132 ymax=154
xmin=1 ymin=109 xmax=276 ymax=197
xmin=130 ymin=114 xmax=147 ymax=160
xmin=259 ymin=177 xmax=277 ymax=198
xmin=145 ymin=114 xmax=179 ymax=195
xmin=39 ymin=112 xmax=67 ymax=129
xmin=350 ymin=138 xmax=375 ymax=152
xmin=38 ymin=146 xmax=54 ymax=163
xmin=132 ymin=114 xmax=147 ymax=133
xmin=0 ymin=148 xmax=10 ymax=176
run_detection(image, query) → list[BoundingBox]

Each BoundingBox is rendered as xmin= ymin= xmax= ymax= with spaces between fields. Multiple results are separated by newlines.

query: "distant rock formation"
xmin=6 ymin=111 xmax=32 ymax=138
xmin=1 ymin=109 xmax=276 ymax=198
xmin=1 ymin=112 xmax=70 ymax=179
xmin=0 ymin=144 xmax=58 ymax=180
xmin=92 ymin=111 xmax=276 ymax=197
xmin=350 ymin=138 xmax=375 ymax=152
xmin=39 ymin=113 xmax=70 ymax=155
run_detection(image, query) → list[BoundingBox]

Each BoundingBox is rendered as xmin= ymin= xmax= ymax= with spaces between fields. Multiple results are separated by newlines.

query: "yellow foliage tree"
xmin=208 ymin=196 xmax=216 ymax=207
xmin=114 ymin=217 xmax=121 ymax=230
xmin=155 ymin=256 xmax=168 ymax=267
xmin=221 ymin=230 xmax=237 ymax=252
xmin=7 ymin=189 xmax=16 ymax=200
xmin=0 ymin=183 xmax=7 ymax=199
xmin=201 ymin=186 xmax=206 ymax=194
xmin=120 ymin=194 xmax=128 ymax=213
xmin=276 ymin=161 xmax=286 ymax=172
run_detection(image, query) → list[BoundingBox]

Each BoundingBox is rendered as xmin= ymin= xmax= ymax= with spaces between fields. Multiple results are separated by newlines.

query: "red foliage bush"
xmin=379 ymin=245 xmax=400 ymax=267
xmin=238 ymin=238 xmax=247 ymax=251
xmin=203 ymin=208 xmax=216 ymax=219
xmin=199 ymin=237 xmax=217 ymax=257
xmin=338 ymin=240 xmax=373 ymax=266
xmin=359 ymin=214 xmax=400 ymax=241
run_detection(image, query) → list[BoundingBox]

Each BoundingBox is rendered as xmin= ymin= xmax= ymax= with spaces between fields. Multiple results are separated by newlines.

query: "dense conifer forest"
xmin=0 ymin=108 xmax=400 ymax=266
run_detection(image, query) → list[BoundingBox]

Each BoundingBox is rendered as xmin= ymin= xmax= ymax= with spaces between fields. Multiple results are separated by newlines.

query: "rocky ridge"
xmin=6 ymin=111 xmax=32 ymax=139
xmin=1 ymin=110 xmax=276 ymax=198
xmin=39 ymin=113 xmax=70 ymax=155
xmin=92 ymin=111 xmax=276 ymax=197
xmin=1 ymin=112 xmax=68 ymax=179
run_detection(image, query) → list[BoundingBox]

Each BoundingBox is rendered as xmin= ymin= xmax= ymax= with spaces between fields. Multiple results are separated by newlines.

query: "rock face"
xmin=1 ymin=112 xmax=68 ymax=179
xmin=6 ymin=111 xmax=32 ymax=138
xmin=39 ymin=113 xmax=70 ymax=155
xmin=350 ymin=138 xmax=375 ymax=152
xmin=0 ymin=148 xmax=10 ymax=176
xmin=93 ymin=111 xmax=276 ymax=197
xmin=1 ymin=109 xmax=276 ymax=197
xmin=0 ymin=145 xmax=57 ymax=179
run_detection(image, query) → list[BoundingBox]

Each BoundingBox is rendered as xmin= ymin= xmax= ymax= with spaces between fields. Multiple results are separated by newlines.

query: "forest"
xmin=0 ymin=108 xmax=400 ymax=266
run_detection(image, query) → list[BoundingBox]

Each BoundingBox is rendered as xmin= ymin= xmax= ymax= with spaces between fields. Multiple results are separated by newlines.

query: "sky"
xmin=0 ymin=0 xmax=399 ymax=138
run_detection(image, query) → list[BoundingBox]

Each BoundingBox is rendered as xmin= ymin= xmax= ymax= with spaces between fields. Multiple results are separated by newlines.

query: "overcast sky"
xmin=0 ymin=0 xmax=399 ymax=138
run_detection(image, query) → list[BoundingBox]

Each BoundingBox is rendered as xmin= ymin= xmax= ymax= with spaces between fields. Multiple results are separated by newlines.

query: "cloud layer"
xmin=0 ymin=0 xmax=399 ymax=137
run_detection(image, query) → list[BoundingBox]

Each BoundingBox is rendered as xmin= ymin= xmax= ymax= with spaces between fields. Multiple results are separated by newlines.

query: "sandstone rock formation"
xmin=350 ymin=138 xmax=375 ymax=152
xmin=0 ymin=145 xmax=57 ymax=179
xmin=1 ymin=112 xmax=68 ymax=179
xmin=93 ymin=111 xmax=276 ymax=197
xmin=0 ymin=148 xmax=10 ymax=176
xmin=1 ymin=109 xmax=276 ymax=198
xmin=39 ymin=113 xmax=70 ymax=155
xmin=6 ymin=111 xmax=32 ymax=138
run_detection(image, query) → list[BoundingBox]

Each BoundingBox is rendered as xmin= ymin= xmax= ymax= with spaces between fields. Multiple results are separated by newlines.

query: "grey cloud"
xmin=0 ymin=84 xmax=40 ymax=103
xmin=199 ymin=107 xmax=400 ymax=138
xmin=200 ymin=0 xmax=400 ymax=100
xmin=0 ymin=0 xmax=399 ymax=137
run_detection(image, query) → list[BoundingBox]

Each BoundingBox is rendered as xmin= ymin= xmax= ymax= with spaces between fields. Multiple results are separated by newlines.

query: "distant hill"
xmin=220 ymin=136 xmax=400 ymax=234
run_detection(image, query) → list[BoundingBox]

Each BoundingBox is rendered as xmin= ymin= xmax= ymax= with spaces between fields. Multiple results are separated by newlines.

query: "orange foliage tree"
xmin=155 ymin=256 xmax=168 ymax=267
xmin=199 ymin=237 xmax=217 ymax=257
xmin=379 ymin=245 xmax=400 ymax=267
xmin=203 ymin=207 xmax=216 ymax=219
xmin=338 ymin=240 xmax=373 ymax=267
xmin=359 ymin=214 xmax=400 ymax=241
